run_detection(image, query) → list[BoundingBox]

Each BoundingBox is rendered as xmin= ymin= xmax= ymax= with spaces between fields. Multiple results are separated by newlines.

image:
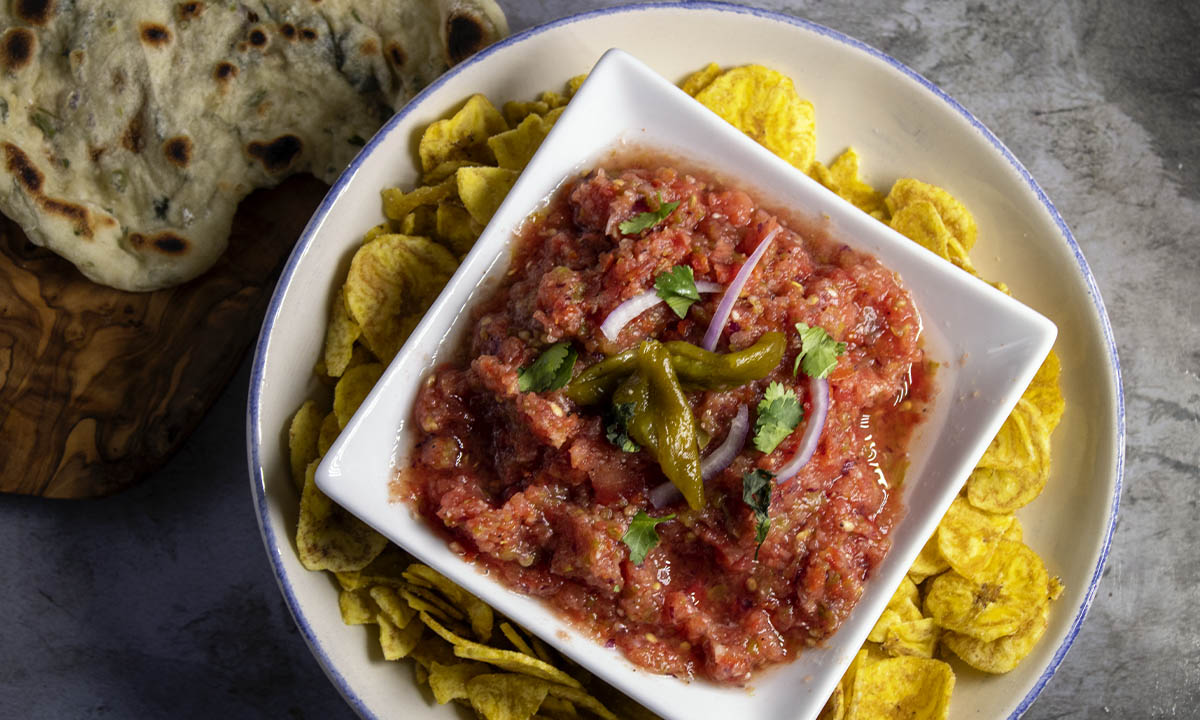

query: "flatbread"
xmin=0 ymin=0 xmax=506 ymax=291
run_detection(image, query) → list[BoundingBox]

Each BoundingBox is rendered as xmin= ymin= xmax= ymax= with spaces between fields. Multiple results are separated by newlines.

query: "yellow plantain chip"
xmin=537 ymin=90 xmax=569 ymax=109
xmin=370 ymin=585 xmax=417 ymax=629
xmin=924 ymin=540 xmax=1050 ymax=642
xmin=400 ymin=585 xmax=467 ymax=624
xmin=343 ymin=233 xmax=458 ymax=364
xmin=411 ymin=633 xmax=459 ymax=670
xmin=424 ymin=159 xmax=481 ymax=185
xmin=537 ymin=695 xmax=578 ymax=719
xmin=288 ymin=400 xmax=323 ymax=492
xmin=316 ymin=410 xmax=339 ymax=457
xmin=399 ymin=204 xmax=438 ymax=236
xmin=419 ymin=612 xmax=584 ymax=689
xmin=881 ymin=617 xmax=939 ymax=659
xmin=458 ymin=166 xmax=520 ymax=225
xmin=419 ymin=93 xmax=508 ymax=173
xmin=968 ymin=398 xmax=1052 ymax=513
xmin=1004 ymin=515 xmax=1024 ymax=543
xmin=566 ymin=74 xmax=588 ymax=96
xmin=323 ymin=288 xmax=361 ymax=378
xmin=488 ymin=112 xmax=554 ymax=171
xmin=382 ymin=177 xmax=458 ymax=221
xmin=503 ymin=99 xmax=551 ymax=127
xmin=362 ymin=222 xmax=393 ymax=244
xmin=827 ymin=148 xmax=887 ymax=217
xmin=428 ymin=661 xmax=489 ymax=704
xmin=679 ymin=62 xmax=722 ymax=96
xmin=817 ymin=674 xmax=845 ymax=720
xmin=937 ymin=496 xmax=1017 ymax=583
xmin=405 ymin=564 xmax=495 ymax=641
xmin=867 ymin=576 xmax=922 ymax=643
xmin=414 ymin=662 xmax=429 ymax=686
xmin=1025 ymin=350 xmax=1065 ymax=432
xmin=338 ymin=587 xmax=377 ymax=625
xmin=694 ymin=65 xmax=817 ymax=172
xmin=890 ymin=201 xmax=952 ymax=261
xmin=333 ymin=362 xmax=383 ymax=429
xmin=907 ymin=531 xmax=951 ymax=584
xmin=943 ymin=599 xmax=1049 ymax=674
xmin=297 ymin=460 xmax=388 ymax=572
xmin=378 ymin=610 xmax=424 ymax=661
xmin=885 ymin=178 xmax=978 ymax=252
xmin=543 ymin=684 xmax=618 ymax=720
xmin=848 ymin=656 xmax=954 ymax=720
xmin=500 ymin=622 xmax=537 ymax=658
xmin=467 ymin=673 xmax=549 ymax=720
xmin=436 ymin=201 xmax=485 ymax=256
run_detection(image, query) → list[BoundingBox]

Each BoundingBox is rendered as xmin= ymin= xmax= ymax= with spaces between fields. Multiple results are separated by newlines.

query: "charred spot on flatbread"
xmin=1 ymin=28 xmax=35 ymax=72
xmin=299 ymin=27 xmax=318 ymax=41
xmin=176 ymin=2 xmax=204 ymax=21
xmin=38 ymin=197 xmax=93 ymax=238
xmin=4 ymin=143 xmax=43 ymax=195
xmin=122 ymin=113 xmax=146 ymax=154
xmin=247 ymin=135 xmax=303 ymax=174
xmin=248 ymin=27 xmax=268 ymax=48
xmin=130 ymin=231 xmax=190 ymax=255
xmin=13 ymin=0 xmax=55 ymax=25
xmin=163 ymin=136 xmax=192 ymax=168
xmin=280 ymin=23 xmax=297 ymax=40
xmin=446 ymin=12 xmax=486 ymax=64
xmin=387 ymin=43 xmax=406 ymax=67
xmin=214 ymin=61 xmax=238 ymax=84
xmin=139 ymin=23 xmax=172 ymax=47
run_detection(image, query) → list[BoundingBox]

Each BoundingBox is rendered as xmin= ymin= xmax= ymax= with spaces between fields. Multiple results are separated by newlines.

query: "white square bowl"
xmin=315 ymin=49 xmax=1056 ymax=720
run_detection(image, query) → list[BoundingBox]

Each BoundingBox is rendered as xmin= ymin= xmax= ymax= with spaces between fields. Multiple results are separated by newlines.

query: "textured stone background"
xmin=2 ymin=1 xmax=1197 ymax=718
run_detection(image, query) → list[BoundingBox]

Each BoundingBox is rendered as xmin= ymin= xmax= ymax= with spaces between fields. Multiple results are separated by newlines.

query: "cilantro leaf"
xmin=618 ymin=193 xmax=680 ymax=235
xmin=605 ymin=402 xmax=641 ymax=453
xmin=654 ymin=265 xmax=701 ymax=318
xmin=753 ymin=381 xmax=802 ymax=453
xmin=742 ymin=469 xmax=774 ymax=559
xmin=517 ymin=342 xmax=577 ymax=393
xmin=621 ymin=511 xmax=675 ymax=565
xmin=793 ymin=322 xmax=848 ymax=379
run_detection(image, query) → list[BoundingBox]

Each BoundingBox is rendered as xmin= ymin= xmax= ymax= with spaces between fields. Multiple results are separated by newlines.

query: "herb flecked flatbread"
xmin=0 ymin=0 xmax=506 ymax=291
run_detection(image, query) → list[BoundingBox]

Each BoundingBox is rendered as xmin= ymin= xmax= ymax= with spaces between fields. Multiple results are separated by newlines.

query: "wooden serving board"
xmin=0 ymin=174 xmax=329 ymax=498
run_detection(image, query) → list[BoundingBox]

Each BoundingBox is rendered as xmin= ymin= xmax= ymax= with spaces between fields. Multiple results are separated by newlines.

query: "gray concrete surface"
xmin=2 ymin=1 xmax=1197 ymax=718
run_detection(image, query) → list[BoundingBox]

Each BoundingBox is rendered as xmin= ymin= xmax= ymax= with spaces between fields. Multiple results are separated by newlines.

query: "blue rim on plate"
xmin=246 ymin=3 xmax=1124 ymax=718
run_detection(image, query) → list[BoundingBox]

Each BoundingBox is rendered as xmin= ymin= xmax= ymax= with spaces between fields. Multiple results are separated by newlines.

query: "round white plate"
xmin=247 ymin=4 xmax=1123 ymax=719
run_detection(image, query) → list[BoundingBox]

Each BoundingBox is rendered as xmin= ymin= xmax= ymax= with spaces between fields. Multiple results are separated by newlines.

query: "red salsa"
xmin=401 ymin=158 xmax=933 ymax=685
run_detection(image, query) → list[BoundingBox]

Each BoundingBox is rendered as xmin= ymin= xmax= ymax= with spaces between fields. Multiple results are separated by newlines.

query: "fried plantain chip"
xmin=338 ymin=587 xmax=377 ymax=626
xmin=399 ymin=205 xmax=438 ymax=236
xmin=924 ymin=540 xmax=1050 ymax=642
xmin=694 ymin=65 xmax=817 ymax=172
xmin=943 ymin=599 xmax=1049 ymax=674
xmin=467 ymin=673 xmax=550 ymax=720
xmin=544 ymin=683 xmax=619 ymax=720
xmin=428 ymin=660 xmax=489 ymax=704
xmin=907 ymin=531 xmax=951 ymax=584
xmin=968 ymin=398 xmax=1052 ymax=512
xmin=370 ymin=585 xmax=417 ymax=629
xmin=885 ymin=178 xmax=977 ymax=252
xmin=288 ymin=400 xmax=323 ymax=492
xmin=317 ymin=411 xmax=340 ymax=456
xmin=1025 ymin=350 xmax=1065 ymax=432
xmin=333 ymin=362 xmax=383 ymax=429
xmin=419 ymin=94 xmax=508 ymax=173
xmin=679 ymin=62 xmax=722 ymax=96
xmin=420 ymin=612 xmax=584 ymax=689
xmin=825 ymin=148 xmax=888 ymax=218
xmin=405 ymin=564 xmax=494 ymax=641
xmin=297 ymin=460 xmax=388 ymax=572
xmin=937 ymin=496 xmax=1017 ymax=583
xmin=881 ymin=617 xmax=939 ymax=659
xmin=488 ymin=112 xmax=554 ymax=171
xmin=323 ymin=288 xmax=362 ymax=378
xmin=378 ymin=611 xmax=424 ymax=661
xmin=868 ymin=576 xmax=923 ymax=643
xmin=382 ymin=177 xmax=458 ymax=221
xmin=343 ymin=234 xmax=458 ymax=364
xmin=436 ymin=201 xmax=485 ymax=256
xmin=848 ymin=656 xmax=954 ymax=720
xmin=457 ymin=166 xmax=520 ymax=225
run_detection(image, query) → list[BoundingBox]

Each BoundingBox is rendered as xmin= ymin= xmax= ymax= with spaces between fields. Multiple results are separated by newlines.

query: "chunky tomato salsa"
xmin=402 ymin=158 xmax=933 ymax=685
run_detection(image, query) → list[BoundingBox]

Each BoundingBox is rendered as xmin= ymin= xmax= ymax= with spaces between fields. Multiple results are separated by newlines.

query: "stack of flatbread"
xmin=0 ymin=0 xmax=506 ymax=291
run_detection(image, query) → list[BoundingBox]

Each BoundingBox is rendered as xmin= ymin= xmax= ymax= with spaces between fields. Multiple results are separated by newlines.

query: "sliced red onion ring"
xmin=599 ymin=280 xmax=724 ymax=341
xmin=651 ymin=404 xmax=749 ymax=508
xmin=701 ymin=225 xmax=781 ymax=350
xmin=776 ymin=376 xmax=830 ymax=484
xmin=701 ymin=404 xmax=749 ymax=480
